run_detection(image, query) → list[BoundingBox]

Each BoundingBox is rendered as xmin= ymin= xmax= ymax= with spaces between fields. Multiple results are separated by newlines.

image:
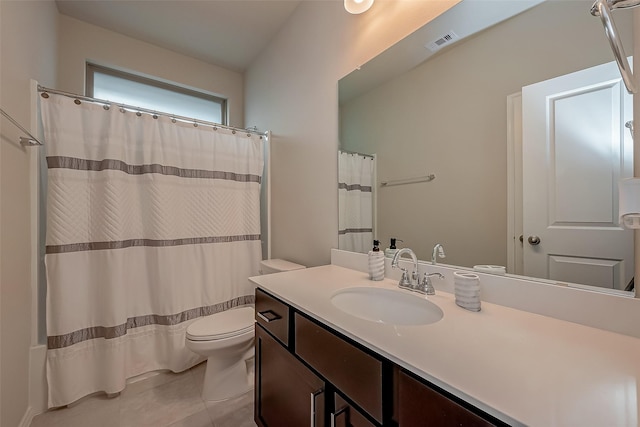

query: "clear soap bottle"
xmin=368 ymin=240 xmax=385 ymax=281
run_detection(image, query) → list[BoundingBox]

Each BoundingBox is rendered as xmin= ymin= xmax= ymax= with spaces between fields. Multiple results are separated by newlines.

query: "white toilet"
xmin=185 ymin=259 xmax=305 ymax=401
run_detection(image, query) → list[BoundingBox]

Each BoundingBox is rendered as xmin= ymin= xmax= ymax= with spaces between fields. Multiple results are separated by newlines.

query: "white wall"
xmin=340 ymin=0 xmax=632 ymax=266
xmin=56 ymin=14 xmax=245 ymax=128
xmin=0 ymin=2 xmax=58 ymax=426
xmin=245 ymin=0 xmax=460 ymax=268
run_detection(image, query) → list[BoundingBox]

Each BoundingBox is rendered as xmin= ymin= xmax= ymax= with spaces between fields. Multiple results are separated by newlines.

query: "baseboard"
xmin=18 ymin=406 xmax=35 ymax=427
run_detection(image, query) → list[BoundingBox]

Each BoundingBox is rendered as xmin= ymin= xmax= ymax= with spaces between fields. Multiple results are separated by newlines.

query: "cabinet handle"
xmin=310 ymin=388 xmax=324 ymax=427
xmin=257 ymin=310 xmax=281 ymax=323
xmin=330 ymin=406 xmax=348 ymax=427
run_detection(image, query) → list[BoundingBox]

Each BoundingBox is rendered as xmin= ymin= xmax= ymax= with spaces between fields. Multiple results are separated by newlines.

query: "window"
xmin=86 ymin=63 xmax=227 ymax=124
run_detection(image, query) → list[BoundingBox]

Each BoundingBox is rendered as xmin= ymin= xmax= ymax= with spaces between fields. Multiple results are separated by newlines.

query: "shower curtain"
xmin=41 ymin=93 xmax=264 ymax=407
xmin=338 ymin=151 xmax=374 ymax=253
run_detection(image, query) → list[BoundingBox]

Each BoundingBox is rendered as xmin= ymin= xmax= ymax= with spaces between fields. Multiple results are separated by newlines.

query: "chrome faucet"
xmin=391 ymin=248 xmax=419 ymax=291
xmin=431 ymin=243 xmax=446 ymax=265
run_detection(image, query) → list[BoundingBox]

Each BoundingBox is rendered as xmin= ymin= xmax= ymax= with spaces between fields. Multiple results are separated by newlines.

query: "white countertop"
xmin=250 ymin=264 xmax=640 ymax=427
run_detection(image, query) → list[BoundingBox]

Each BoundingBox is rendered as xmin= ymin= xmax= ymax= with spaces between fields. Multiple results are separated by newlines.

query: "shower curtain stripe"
xmin=338 ymin=182 xmax=372 ymax=192
xmin=41 ymin=92 xmax=264 ymax=408
xmin=47 ymin=294 xmax=254 ymax=349
xmin=47 ymin=155 xmax=262 ymax=182
xmin=338 ymin=228 xmax=373 ymax=235
xmin=45 ymin=234 xmax=261 ymax=254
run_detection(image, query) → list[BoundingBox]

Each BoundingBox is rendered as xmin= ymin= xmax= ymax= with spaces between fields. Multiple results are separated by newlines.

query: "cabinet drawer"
xmin=397 ymin=370 xmax=498 ymax=426
xmin=294 ymin=313 xmax=383 ymax=423
xmin=332 ymin=394 xmax=377 ymax=427
xmin=255 ymin=288 xmax=289 ymax=346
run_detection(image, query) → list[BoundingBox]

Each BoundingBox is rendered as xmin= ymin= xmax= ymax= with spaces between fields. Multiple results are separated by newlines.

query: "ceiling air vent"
xmin=425 ymin=31 xmax=459 ymax=52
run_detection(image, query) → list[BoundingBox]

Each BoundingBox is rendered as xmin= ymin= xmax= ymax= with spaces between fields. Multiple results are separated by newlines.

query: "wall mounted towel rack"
xmin=381 ymin=173 xmax=435 ymax=187
xmin=590 ymin=0 xmax=640 ymax=94
xmin=0 ymin=107 xmax=42 ymax=146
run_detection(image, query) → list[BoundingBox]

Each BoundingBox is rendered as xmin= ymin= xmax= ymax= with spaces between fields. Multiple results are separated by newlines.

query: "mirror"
xmin=338 ymin=0 xmax=635 ymax=294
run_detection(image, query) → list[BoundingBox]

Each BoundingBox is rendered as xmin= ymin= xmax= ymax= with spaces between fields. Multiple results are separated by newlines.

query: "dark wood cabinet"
xmin=397 ymin=369 xmax=504 ymax=427
xmin=332 ymin=394 xmax=377 ymax=427
xmin=255 ymin=325 xmax=325 ymax=427
xmin=295 ymin=313 xmax=384 ymax=424
xmin=255 ymin=288 xmax=290 ymax=346
xmin=255 ymin=288 xmax=507 ymax=427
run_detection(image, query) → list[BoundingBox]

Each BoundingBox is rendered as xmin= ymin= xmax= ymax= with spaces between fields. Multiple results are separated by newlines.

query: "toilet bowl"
xmin=185 ymin=307 xmax=255 ymax=401
xmin=185 ymin=259 xmax=305 ymax=402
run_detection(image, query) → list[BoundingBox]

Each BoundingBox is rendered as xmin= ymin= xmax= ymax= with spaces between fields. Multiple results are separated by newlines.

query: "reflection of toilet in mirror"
xmin=185 ymin=259 xmax=305 ymax=401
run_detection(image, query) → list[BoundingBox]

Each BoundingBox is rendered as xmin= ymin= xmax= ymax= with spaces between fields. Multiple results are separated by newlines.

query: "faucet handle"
xmin=398 ymin=268 xmax=412 ymax=289
xmin=420 ymin=272 xmax=444 ymax=295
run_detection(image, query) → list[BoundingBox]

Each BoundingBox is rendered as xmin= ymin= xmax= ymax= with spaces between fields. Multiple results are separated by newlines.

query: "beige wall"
xmin=56 ymin=14 xmax=245 ymax=128
xmin=0 ymin=2 xmax=58 ymax=426
xmin=245 ymin=0 xmax=459 ymax=267
xmin=339 ymin=0 xmax=633 ymax=266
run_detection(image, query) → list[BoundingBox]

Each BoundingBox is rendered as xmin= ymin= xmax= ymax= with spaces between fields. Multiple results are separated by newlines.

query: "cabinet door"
xmin=397 ymin=370 xmax=497 ymax=427
xmin=331 ymin=394 xmax=377 ymax=427
xmin=295 ymin=313 xmax=383 ymax=423
xmin=255 ymin=325 xmax=325 ymax=427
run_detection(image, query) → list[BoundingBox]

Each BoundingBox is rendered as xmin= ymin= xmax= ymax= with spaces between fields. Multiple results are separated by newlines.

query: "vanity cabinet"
xmin=255 ymin=325 xmax=325 ymax=427
xmin=255 ymin=288 xmax=506 ymax=427
xmin=332 ymin=394 xmax=377 ymax=427
xmin=396 ymin=369 xmax=495 ymax=427
xmin=295 ymin=313 xmax=384 ymax=424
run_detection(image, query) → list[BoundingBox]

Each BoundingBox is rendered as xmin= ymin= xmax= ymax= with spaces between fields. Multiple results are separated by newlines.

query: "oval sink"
xmin=330 ymin=287 xmax=443 ymax=326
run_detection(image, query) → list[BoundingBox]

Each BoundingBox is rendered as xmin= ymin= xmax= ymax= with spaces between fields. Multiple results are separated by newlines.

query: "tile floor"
xmin=30 ymin=362 xmax=257 ymax=427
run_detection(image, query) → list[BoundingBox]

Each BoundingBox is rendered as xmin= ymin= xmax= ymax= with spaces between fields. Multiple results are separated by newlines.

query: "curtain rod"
xmin=0 ymin=107 xmax=43 ymax=146
xmin=339 ymin=149 xmax=374 ymax=159
xmin=37 ymin=85 xmax=268 ymax=138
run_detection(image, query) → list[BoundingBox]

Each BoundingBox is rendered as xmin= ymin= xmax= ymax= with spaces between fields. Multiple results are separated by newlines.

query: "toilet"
xmin=185 ymin=259 xmax=305 ymax=401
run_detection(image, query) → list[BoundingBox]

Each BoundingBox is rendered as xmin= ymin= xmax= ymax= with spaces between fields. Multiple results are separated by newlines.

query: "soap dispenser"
xmin=384 ymin=238 xmax=401 ymax=258
xmin=368 ymin=240 xmax=385 ymax=281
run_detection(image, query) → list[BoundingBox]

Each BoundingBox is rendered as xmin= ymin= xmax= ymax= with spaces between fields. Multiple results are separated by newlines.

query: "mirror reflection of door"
xmin=518 ymin=59 xmax=633 ymax=292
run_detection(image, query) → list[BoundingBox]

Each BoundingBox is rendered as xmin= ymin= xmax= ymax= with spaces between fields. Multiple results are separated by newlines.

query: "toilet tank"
xmin=259 ymin=259 xmax=306 ymax=275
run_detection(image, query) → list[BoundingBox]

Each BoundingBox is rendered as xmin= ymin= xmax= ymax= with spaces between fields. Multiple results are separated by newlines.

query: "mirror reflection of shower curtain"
xmin=338 ymin=151 xmax=374 ymax=253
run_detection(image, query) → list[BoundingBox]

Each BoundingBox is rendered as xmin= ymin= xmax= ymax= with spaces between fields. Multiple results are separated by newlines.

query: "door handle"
xmin=310 ymin=388 xmax=324 ymax=427
xmin=527 ymin=235 xmax=541 ymax=245
xmin=330 ymin=406 xmax=348 ymax=427
xmin=257 ymin=310 xmax=281 ymax=323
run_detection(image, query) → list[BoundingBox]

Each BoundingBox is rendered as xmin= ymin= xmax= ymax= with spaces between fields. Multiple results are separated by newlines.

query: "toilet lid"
xmin=186 ymin=307 xmax=255 ymax=341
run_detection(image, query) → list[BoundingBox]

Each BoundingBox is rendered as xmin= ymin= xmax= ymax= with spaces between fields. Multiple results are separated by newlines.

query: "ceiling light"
xmin=344 ymin=0 xmax=374 ymax=14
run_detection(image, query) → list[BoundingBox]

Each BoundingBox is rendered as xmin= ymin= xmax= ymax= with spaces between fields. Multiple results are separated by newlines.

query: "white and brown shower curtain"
xmin=338 ymin=151 xmax=374 ymax=253
xmin=41 ymin=93 xmax=264 ymax=407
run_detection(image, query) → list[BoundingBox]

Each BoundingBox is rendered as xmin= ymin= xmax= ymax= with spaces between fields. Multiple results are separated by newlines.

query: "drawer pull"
xmin=330 ymin=406 xmax=348 ymax=427
xmin=310 ymin=388 xmax=324 ymax=427
xmin=257 ymin=310 xmax=281 ymax=323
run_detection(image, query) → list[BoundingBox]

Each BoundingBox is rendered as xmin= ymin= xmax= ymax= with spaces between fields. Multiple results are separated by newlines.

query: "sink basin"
xmin=330 ymin=287 xmax=443 ymax=326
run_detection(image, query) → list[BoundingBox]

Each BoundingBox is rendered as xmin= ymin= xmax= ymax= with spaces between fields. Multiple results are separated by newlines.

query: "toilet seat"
xmin=186 ymin=307 xmax=255 ymax=341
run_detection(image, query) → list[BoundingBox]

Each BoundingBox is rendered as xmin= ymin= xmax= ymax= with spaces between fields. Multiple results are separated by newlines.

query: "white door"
xmin=522 ymin=60 xmax=633 ymax=290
